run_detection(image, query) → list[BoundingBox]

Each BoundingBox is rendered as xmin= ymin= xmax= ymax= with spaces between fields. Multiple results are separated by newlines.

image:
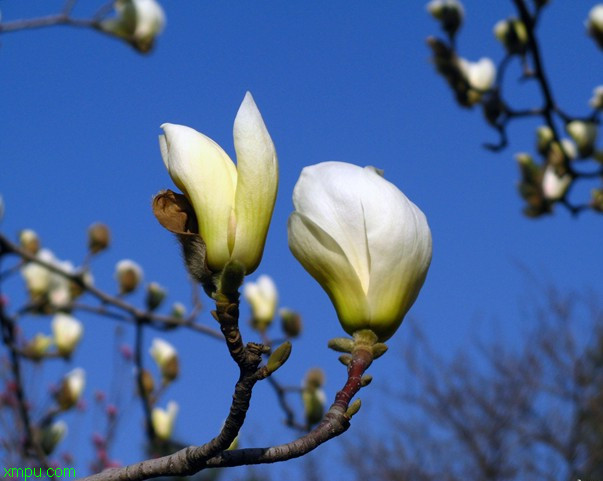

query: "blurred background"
xmin=0 ymin=1 xmax=601 ymax=479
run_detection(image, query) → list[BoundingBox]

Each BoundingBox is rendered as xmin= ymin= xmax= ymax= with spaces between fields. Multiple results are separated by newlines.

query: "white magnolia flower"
xmin=64 ymin=368 xmax=86 ymax=403
xmin=426 ymin=0 xmax=464 ymax=35
xmin=458 ymin=57 xmax=496 ymax=91
xmin=160 ymin=92 xmax=278 ymax=274
xmin=101 ymin=0 xmax=165 ymax=52
xmin=52 ymin=314 xmax=83 ymax=356
xmin=542 ymin=165 xmax=571 ymax=201
xmin=243 ymin=275 xmax=278 ymax=327
xmin=21 ymin=250 xmax=53 ymax=297
xmin=587 ymin=5 xmax=603 ymax=32
xmin=40 ymin=420 xmax=68 ymax=455
xmin=115 ymin=259 xmax=143 ymax=294
xmin=149 ymin=338 xmax=178 ymax=381
xmin=152 ymin=401 xmax=178 ymax=440
xmin=589 ymin=86 xmax=603 ymax=109
xmin=287 ymin=162 xmax=432 ymax=341
xmin=566 ymin=120 xmax=598 ymax=156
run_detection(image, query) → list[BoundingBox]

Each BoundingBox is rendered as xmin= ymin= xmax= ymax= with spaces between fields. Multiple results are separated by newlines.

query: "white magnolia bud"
xmin=115 ymin=259 xmax=143 ymax=294
xmin=587 ymin=4 xmax=603 ymax=49
xmin=243 ymin=274 xmax=278 ymax=330
xmin=288 ymin=162 xmax=432 ymax=342
xmin=589 ymin=85 xmax=603 ymax=109
xmin=100 ymin=0 xmax=165 ymax=53
xmin=426 ymin=0 xmax=464 ymax=36
xmin=458 ymin=57 xmax=496 ymax=92
xmin=542 ymin=165 xmax=571 ymax=201
xmin=52 ymin=314 xmax=84 ymax=356
xmin=566 ymin=120 xmax=598 ymax=157
xmin=159 ymin=92 xmax=278 ymax=275
xmin=149 ymin=338 xmax=179 ymax=382
xmin=152 ymin=401 xmax=178 ymax=440
xmin=19 ymin=229 xmax=40 ymax=254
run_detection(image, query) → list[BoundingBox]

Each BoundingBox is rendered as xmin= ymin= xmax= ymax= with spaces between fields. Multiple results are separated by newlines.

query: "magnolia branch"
xmin=78 ymin=342 xmax=372 ymax=481
xmin=0 ymin=233 xmax=222 ymax=340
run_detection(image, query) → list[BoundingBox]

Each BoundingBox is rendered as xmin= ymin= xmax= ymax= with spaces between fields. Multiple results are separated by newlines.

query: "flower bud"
xmin=170 ymin=302 xmax=186 ymax=319
xmin=536 ymin=125 xmax=554 ymax=154
xmin=542 ymin=165 xmax=571 ymax=201
xmin=52 ymin=314 xmax=84 ymax=356
xmin=589 ymin=86 xmax=603 ymax=110
xmin=152 ymin=401 xmax=178 ymax=440
xmin=587 ymin=5 xmax=603 ymax=50
xmin=566 ymin=120 xmax=598 ymax=157
xmin=40 ymin=420 xmax=68 ymax=455
xmin=100 ymin=0 xmax=165 ymax=53
xmin=139 ymin=368 xmax=155 ymax=396
xmin=145 ymin=282 xmax=167 ymax=311
xmin=243 ymin=275 xmax=278 ymax=332
xmin=426 ymin=0 xmax=464 ymax=37
xmin=57 ymin=368 xmax=85 ymax=410
xmin=279 ymin=308 xmax=302 ymax=338
xmin=149 ymin=338 xmax=179 ymax=382
xmin=19 ymin=229 xmax=40 ymax=255
xmin=302 ymin=380 xmax=325 ymax=428
xmin=266 ymin=341 xmax=292 ymax=375
xmin=24 ymin=333 xmax=53 ymax=361
xmin=88 ymin=223 xmax=111 ymax=254
xmin=115 ymin=259 xmax=143 ymax=294
xmin=304 ymin=367 xmax=325 ymax=390
xmin=157 ymin=92 xmax=278 ymax=276
xmin=288 ymin=162 xmax=432 ymax=342
xmin=591 ymin=188 xmax=603 ymax=212
xmin=494 ymin=18 xmax=528 ymax=54
xmin=457 ymin=57 xmax=496 ymax=105
xmin=548 ymin=139 xmax=577 ymax=167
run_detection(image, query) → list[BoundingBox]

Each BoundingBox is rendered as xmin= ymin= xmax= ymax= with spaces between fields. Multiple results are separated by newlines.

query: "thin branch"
xmin=0 ymin=233 xmax=223 ymax=340
xmin=134 ymin=319 xmax=156 ymax=443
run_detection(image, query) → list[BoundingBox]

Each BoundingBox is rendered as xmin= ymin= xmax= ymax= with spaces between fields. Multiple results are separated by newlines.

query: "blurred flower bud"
xmin=145 ymin=282 xmax=167 ymax=311
xmin=458 ymin=57 xmax=496 ymax=104
xmin=24 ymin=333 xmax=53 ymax=361
xmin=115 ymin=259 xmax=143 ymax=294
xmin=140 ymin=368 xmax=155 ymax=396
xmin=244 ymin=275 xmax=278 ymax=332
xmin=100 ymin=0 xmax=165 ymax=53
xmin=542 ymin=165 xmax=571 ymax=201
xmin=304 ymin=367 xmax=326 ymax=390
xmin=21 ymin=259 xmax=52 ymax=300
xmin=40 ymin=420 xmax=68 ymax=455
xmin=152 ymin=401 xmax=178 ymax=440
xmin=566 ymin=120 xmax=598 ymax=157
xmin=587 ymin=4 xmax=603 ymax=49
xmin=302 ymin=379 xmax=325 ymax=428
xmin=19 ymin=229 xmax=40 ymax=255
xmin=494 ymin=18 xmax=528 ymax=54
xmin=536 ymin=125 xmax=554 ymax=154
xmin=548 ymin=139 xmax=577 ymax=167
xmin=52 ymin=314 xmax=84 ymax=356
xmin=426 ymin=0 xmax=464 ymax=37
xmin=591 ymin=188 xmax=603 ymax=212
xmin=88 ymin=223 xmax=111 ymax=254
xmin=149 ymin=338 xmax=179 ymax=382
xmin=589 ymin=86 xmax=603 ymax=109
xmin=57 ymin=368 xmax=86 ymax=410
xmin=279 ymin=308 xmax=302 ymax=338
xmin=515 ymin=153 xmax=549 ymax=218
xmin=170 ymin=302 xmax=186 ymax=319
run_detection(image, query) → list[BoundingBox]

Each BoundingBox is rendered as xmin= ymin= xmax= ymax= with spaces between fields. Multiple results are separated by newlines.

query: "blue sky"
xmin=0 ymin=0 xmax=601 ymax=478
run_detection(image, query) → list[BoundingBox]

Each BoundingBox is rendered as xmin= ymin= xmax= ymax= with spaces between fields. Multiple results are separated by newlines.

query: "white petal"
xmin=288 ymin=212 xmax=368 ymax=330
xmin=292 ymin=162 xmax=371 ymax=292
xmin=231 ymin=92 xmax=279 ymax=273
xmin=160 ymin=123 xmax=237 ymax=270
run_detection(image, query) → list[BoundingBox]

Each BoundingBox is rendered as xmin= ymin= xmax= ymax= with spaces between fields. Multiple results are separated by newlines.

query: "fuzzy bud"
xmin=19 ymin=229 xmax=40 ymax=255
xmin=88 ymin=223 xmax=111 ymax=254
xmin=146 ymin=282 xmax=167 ymax=311
xmin=115 ymin=259 xmax=143 ymax=294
